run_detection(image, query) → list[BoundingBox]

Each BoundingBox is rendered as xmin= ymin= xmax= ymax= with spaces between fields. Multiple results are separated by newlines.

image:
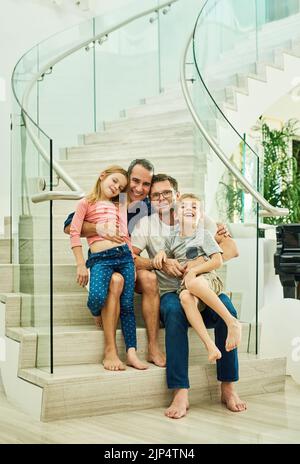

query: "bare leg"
xmin=93 ymin=315 xmax=103 ymax=329
xmin=187 ymin=276 xmax=242 ymax=352
xmin=135 ymin=270 xmax=166 ymax=367
xmin=221 ymin=382 xmax=247 ymax=412
xmin=165 ymin=389 xmax=189 ymax=419
xmin=179 ymin=290 xmax=221 ymax=362
xmin=101 ymin=273 xmax=126 ymax=371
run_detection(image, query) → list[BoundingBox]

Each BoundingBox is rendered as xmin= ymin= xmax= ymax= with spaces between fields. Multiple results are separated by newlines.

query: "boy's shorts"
xmin=178 ymin=271 xmax=224 ymax=312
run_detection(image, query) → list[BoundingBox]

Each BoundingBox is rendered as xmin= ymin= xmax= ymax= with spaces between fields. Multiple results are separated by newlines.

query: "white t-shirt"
xmin=131 ymin=213 xmax=217 ymax=296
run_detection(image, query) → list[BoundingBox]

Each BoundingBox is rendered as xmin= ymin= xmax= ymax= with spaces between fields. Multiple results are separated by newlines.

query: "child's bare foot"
xmin=225 ymin=319 xmax=242 ymax=351
xmin=103 ymin=349 xmax=126 ymax=371
xmin=205 ymin=341 xmax=222 ymax=363
xmin=127 ymin=348 xmax=149 ymax=370
xmin=93 ymin=315 xmax=103 ymax=330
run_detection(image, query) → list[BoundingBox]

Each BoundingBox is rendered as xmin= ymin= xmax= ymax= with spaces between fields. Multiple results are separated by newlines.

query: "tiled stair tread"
xmin=7 ymin=322 xmax=250 ymax=339
xmin=19 ymin=354 xmax=286 ymax=387
xmin=81 ymin=121 xmax=194 ymax=142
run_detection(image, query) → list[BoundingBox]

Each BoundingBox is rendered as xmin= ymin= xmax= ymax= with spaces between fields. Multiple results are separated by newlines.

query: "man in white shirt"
xmin=131 ymin=173 xmax=247 ymax=419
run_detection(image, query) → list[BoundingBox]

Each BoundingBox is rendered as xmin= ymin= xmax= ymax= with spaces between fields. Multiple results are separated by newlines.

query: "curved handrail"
xmin=180 ymin=32 xmax=289 ymax=218
xmin=12 ymin=0 xmax=179 ymax=202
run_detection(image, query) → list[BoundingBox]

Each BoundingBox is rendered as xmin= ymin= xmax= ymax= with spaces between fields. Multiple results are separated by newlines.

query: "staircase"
xmin=4 ymin=0 xmax=298 ymax=421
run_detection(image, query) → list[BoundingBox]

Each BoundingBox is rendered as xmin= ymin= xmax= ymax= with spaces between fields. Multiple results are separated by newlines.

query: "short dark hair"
xmin=151 ymin=173 xmax=178 ymax=192
xmin=127 ymin=159 xmax=154 ymax=178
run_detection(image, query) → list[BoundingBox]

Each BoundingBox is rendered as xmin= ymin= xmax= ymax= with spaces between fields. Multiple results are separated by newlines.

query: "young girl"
xmin=153 ymin=193 xmax=241 ymax=363
xmin=70 ymin=165 xmax=148 ymax=370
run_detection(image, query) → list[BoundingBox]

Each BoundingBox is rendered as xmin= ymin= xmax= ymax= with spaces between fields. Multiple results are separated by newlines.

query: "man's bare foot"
xmin=147 ymin=345 xmax=166 ymax=367
xmin=225 ymin=319 xmax=242 ymax=351
xmin=127 ymin=348 xmax=149 ymax=370
xmin=221 ymin=382 xmax=247 ymax=412
xmin=93 ymin=315 xmax=103 ymax=330
xmin=205 ymin=341 xmax=222 ymax=363
xmin=103 ymin=349 xmax=126 ymax=371
xmin=165 ymin=389 xmax=189 ymax=419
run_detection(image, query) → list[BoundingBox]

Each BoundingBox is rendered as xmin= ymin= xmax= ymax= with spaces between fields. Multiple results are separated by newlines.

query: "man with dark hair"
xmin=131 ymin=173 xmax=246 ymax=418
xmin=64 ymin=159 xmax=165 ymax=370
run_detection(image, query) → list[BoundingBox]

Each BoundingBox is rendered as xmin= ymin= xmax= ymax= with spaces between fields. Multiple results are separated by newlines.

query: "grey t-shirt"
xmin=165 ymin=227 xmax=223 ymax=265
xmin=131 ymin=213 xmax=218 ymax=296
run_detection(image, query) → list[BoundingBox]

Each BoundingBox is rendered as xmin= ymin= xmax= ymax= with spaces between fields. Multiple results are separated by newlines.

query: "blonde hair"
xmin=179 ymin=193 xmax=201 ymax=202
xmin=86 ymin=165 xmax=128 ymax=204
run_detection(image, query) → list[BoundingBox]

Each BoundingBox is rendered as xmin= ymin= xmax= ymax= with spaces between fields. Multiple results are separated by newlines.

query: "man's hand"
xmin=162 ymin=259 xmax=185 ymax=278
xmin=215 ymin=222 xmax=231 ymax=244
xmin=153 ymin=250 xmax=167 ymax=270
xmin=76 ymin=264 xmax=89 ymax=287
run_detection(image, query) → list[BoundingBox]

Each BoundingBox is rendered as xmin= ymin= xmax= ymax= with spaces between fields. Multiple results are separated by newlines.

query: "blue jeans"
xmin=86 ymin=244 xmax=136 ymax=351
xmin=160 ymin=292 xmax=239 ymax=389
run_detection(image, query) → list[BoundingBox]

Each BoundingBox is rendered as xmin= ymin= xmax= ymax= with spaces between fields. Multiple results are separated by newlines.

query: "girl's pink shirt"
xmin=70 ymin=197 xmax=132 ymax=252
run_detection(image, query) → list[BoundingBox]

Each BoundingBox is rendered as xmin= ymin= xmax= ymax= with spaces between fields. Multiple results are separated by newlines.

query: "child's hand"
xmin=134 ymin=268 xmax=137 ymax=282
xmin=153 ymin=251 xmax=167 ymax=270
xmin=76 ymin=264 xmax=89 ymax=287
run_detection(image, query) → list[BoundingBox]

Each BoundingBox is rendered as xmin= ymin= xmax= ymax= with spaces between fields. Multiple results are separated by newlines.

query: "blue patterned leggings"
xmin=86 ymin=244 xmax=136 ymax=351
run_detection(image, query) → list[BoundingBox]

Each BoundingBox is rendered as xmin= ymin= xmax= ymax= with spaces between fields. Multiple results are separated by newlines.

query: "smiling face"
xmin=100 ymin=172 xmax=128 ymax=200
xmin=177 ymin=197 xmax=203 ymax=233
xmin=150 ymin=180 xmax=179 ymax=215
xmin=128 ymin=164 xmax=153 ymax=202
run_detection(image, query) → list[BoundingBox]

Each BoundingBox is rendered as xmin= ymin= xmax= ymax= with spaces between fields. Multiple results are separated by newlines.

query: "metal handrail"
xmin=12 ymin=0 xmax=179 ymax=203
xmin=180 ymin=32 xmax=289 ymax=218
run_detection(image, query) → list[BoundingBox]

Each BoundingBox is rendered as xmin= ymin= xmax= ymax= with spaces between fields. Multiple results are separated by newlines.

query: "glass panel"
xmin=190 ymin=0 xmax=263 ymax=353
xmin=11 ymin=98 xmax=53 ymax=372
xmin=159 ymin=0 xmax=203 ymax=90
xmin=94 ymin=8 xmax=160 ymax=127
xmin=37 ymin=41 xmax=95 ymax=158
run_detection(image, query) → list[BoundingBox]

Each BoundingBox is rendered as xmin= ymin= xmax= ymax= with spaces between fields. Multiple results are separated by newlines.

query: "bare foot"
xmin=221 ymin=383 xmax=247 ymax=412
xmin=205 ymin=341 xmax=222 ymax=363
xmin=93 ymin=315 xmax=103 ymax=330
xmin=165 ymin=389 xmax=189 ymax=419
xmin=103 ymin=349 xmax=126 ymax=371
xmin=225 ymin=319 xmax=242 ymax=351
xmin=147 ymin=346 xmax=166 ymax=367
xmin=127 ymin=348 xmax=149 ymax=370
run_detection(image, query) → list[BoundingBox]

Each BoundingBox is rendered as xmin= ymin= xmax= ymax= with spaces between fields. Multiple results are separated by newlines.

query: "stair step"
xmin=59 ymin=154 xmax=201 ymax=177
xmin=99 ymin=108 xmax=192 ymax=136
xmin=4 ymin=288 xmax=242 ymax=329
xmin=64 ymin=138 xmax=194 ymax=160
xmin=124 ymin=96 xmax=187 ymax=119
xmin=9 ymin=322 xmax=251 ymax=368
xmin=18 ymin=355 xmax=286 ymax=421
xmin=0 ymin=238 xmax=10 ymax=263
xmin=19 ymin=215 xmax=71 ymax=238
xmin=82 ymin=122 xmax=194 ymax=146
xmin=0 ymin=264 xmax=17 ymax=293
xmin=18 ymin=237 xmax=87 ymax=265
xmin=19 ymin=264 xmax=86 ymax=293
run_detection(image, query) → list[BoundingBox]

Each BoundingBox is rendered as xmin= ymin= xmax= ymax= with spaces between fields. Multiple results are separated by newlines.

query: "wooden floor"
xmin=1 ymin=377 xmax=300 ymax=444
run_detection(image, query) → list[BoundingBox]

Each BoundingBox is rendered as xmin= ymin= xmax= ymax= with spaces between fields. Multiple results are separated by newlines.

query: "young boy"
xmin=153 ymin=193 xmax=241 ymax=362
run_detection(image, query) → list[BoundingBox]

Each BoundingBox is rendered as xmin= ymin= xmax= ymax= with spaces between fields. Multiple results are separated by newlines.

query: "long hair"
xmin=86 ymin=165 xmax=128 ymax=204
